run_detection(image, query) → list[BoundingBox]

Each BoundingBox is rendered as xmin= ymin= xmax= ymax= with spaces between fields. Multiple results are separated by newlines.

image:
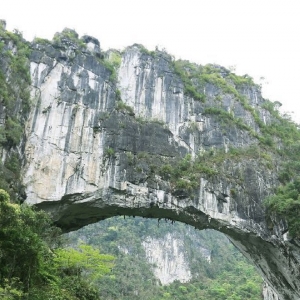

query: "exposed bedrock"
xmin=22 ymin=40 xmax=300 ymax=299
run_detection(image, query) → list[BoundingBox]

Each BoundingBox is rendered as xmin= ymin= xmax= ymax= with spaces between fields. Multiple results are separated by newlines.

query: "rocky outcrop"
xmin=263 ymin=283 xmax=281 ymax=300
xmin=142 ymin=231 xmax=212 ymax=285
xmin=142 ymin=233 xmax=192 ymax=285
xmin=0 ymin=26 xmax=299 ymax=299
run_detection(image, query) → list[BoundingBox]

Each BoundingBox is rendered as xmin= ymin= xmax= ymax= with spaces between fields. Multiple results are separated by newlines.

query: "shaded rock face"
xmin=21 ymin=40 xmax=300 ymax=300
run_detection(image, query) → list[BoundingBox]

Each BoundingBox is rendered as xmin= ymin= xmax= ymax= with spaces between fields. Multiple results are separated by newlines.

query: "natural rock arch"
xmin=21 ymin=38 xmax=300 ymax=300
xmin=35 ymin=182 xmax=298 ymax=300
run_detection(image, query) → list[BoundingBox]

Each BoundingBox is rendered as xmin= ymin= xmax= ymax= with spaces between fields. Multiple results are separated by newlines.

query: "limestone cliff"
xmin=142 ymin=231 xmax=213 ymax=285
xmin=142 ymin=233 xmax=193 ymax=285
xmin=0 ymin=24 xmax=300 ymax=299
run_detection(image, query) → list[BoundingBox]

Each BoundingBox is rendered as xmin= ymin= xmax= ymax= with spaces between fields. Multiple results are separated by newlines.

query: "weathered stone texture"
xmin=18 ymin=39 xmax=300 ymax=300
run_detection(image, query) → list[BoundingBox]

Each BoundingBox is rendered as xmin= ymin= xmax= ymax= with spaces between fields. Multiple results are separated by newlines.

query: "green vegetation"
xmin=173 ymin=60 xmax=299 ymax=151
xmin=0 ymin=189 xmax=114 ymax=299
xmin=97 ymin=57 xmax=118 ymax=82
xmin=54 ymin=244 xmax=114 ymax=283
xmin=203 ymin=107 xmax=251 ymax=131
xmin=160 ymin=262 xmax=262 ymax=300
xmin=171 ymin=59 xmax=300 ymax=238
xmin=0 ymin=26 xmax=31 ymax=147
xmin=262 ymin=112 xmax=299 ymax=150
xmin=201 ymin=67 xmax=236 ymax=95
xmin=104 ymin=147 xmax=115 ymax=158
xmin=172 ymin=61 xmax=256 ymax=103
xmin=0 ymin=20 xmax=299 ymax=298
xmin=159 ymin=145 xmax=273 ymax=196
xmin=157 ymin=104 xmax=300 ymax=238
xmin=32 ymin=37 xmax=51 ymax=45
xmin=108 ymin=51 xmax=122 ymax=69
xmin=0 ymin=25 xmax=32 ymax=201
xmin=258 ymin=101 xmax=300 ymax=236
xmin=172 ymin=60 xmax=206 ymax=101
xmin=227 ymin=72 xmax=255 ymax=87
xmin=264 ymin=178 xmax=300 ymax=238
xmin=171 ymin=60 xmax=262 ymax=125
xmin=202 ymin=64 xmax=256 ymax=91
xmin=96 ymin=50 xmax=121 ymax=84
xmin=135 ymin=44 xmax=156 ymax=57
xmin=67 ymin=216 xmax=263 ymax=300
xmin=52 ymin=28 xmax=86 ymax=49
xmin=38 ymin=29 xmax=119 ymax=85
xmin=116 ymin=100 xmax=135 ymax=116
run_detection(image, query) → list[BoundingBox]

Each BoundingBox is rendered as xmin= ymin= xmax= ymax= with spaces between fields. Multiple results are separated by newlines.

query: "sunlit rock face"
xmin=263 ymin=283 xmax=281 ymax=300
xmin=141 ymin=231 xmax=212 ymax=285
xmin=142 ymin=233 xmax=192 ymax=285
xmin=21 ymin=38 xmax=300 ymax=300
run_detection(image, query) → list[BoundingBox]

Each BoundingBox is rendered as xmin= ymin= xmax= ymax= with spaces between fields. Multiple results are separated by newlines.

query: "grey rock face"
xmin=141 ymin=230 xmax=213 ymax=285
xmin=20 ymin=40 xmax=300 ymax=300
xmin=263 ymin=283 xmax=281 ymax=300
xmin=81 ymin=35 xmax=101 ymax=55
xmin=142 ymin=233 xmax=192 ymax=285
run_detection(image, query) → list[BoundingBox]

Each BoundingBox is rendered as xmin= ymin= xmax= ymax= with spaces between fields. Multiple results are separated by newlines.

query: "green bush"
xmin=5 ymin=117 xmax=22 ymax=147
xmin=0 ymin=188 xmax=114 ymax=299
xmin=108 ymin=51 xmax=122 ymax=69
xmin=116 ymin=101 xmax=135 ymax=116
xmin=53 ymin=28 xmax=86 ymax=49
xmin=0 ymin=26 xmax=31 ymax=149
xmin=264 ymin=178 xmax=300 ymax=238
xmin=105 ymin=148 xmax=115 ymax=158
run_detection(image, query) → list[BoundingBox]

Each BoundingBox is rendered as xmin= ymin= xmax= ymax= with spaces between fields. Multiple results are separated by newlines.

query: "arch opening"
xmin=66 ymin=216 xmax=265 ymax=300
xmin=36 ymin=194 xmax=297 ymax=300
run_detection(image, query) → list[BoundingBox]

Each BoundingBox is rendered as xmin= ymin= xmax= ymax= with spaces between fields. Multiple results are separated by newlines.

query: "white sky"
xmin=1 ymin=0 xmax=299 ymax=122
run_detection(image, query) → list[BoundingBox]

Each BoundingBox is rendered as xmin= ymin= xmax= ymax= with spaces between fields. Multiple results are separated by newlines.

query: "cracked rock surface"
xmin=20 ymin=39 xmax=300 ymax=300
